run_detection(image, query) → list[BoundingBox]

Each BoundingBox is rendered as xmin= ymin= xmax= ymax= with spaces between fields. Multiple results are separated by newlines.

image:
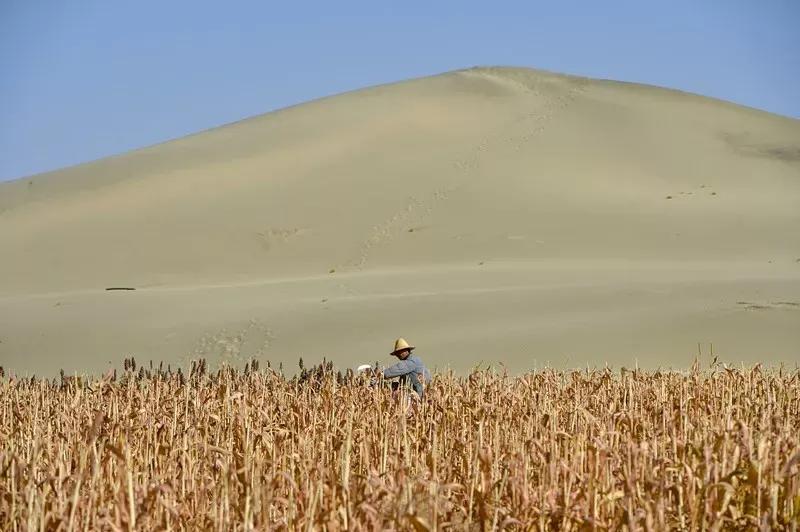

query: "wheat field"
xmin=1 ymin=359 xmax=799 ymax=530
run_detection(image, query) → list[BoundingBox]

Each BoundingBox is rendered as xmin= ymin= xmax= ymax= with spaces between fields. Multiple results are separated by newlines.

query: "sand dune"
xmin=1 ymin=66 xmax=798 ymax=376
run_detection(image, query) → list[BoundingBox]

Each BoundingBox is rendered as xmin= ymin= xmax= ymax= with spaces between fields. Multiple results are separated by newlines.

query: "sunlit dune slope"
xmin=1 ymin=67 xmax=798 ymax=375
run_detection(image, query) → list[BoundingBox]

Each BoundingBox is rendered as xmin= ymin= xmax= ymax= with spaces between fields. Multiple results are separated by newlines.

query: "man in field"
xmin=382 ymin=338 xmax=431 ymax=399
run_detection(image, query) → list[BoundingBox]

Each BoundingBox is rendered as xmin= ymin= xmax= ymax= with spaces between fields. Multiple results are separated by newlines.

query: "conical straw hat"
xmin=390 ymin=337 xmax=414 ymax=355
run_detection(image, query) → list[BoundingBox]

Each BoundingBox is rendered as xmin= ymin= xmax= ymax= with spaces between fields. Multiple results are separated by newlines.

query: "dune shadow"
xmin=721 ymin=132 xmax=800 ymax=163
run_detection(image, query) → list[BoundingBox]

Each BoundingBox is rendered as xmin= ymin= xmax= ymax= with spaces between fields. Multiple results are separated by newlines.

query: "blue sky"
xmin=1 ymin=0 xmax=798 ymax=182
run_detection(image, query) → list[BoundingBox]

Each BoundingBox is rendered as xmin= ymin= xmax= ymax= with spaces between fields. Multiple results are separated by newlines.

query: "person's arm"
xmin=383 ymin=359 xmax=416 ymax=378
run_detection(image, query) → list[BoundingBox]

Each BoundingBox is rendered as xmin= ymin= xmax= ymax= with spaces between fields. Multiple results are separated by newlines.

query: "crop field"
xmin=1 ymin=359 xmax=799 ymax=530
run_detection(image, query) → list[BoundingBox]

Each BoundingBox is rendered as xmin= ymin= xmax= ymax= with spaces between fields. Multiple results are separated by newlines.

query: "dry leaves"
xmin=0 ymin=361 xmax=798 ymax=529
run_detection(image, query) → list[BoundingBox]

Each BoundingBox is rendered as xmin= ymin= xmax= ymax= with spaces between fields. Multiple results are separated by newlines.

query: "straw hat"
xmin=390 ymin=337 xmax=414 ymax=356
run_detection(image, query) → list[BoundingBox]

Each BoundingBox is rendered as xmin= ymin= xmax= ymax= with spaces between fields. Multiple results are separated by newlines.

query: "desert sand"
xmin=0 ymin=66 xmax=798 ymax=377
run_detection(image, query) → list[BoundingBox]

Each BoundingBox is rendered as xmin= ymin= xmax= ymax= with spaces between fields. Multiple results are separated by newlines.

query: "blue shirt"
xmin=383 ymin=354 xmax=431 ymax=398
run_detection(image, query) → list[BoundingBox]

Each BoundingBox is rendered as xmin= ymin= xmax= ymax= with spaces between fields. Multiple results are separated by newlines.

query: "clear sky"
xmin=1 ymin=0 xmax=798 ymax=182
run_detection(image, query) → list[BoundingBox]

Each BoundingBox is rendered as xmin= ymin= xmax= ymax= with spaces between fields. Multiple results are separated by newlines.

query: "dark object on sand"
xmin=105 ymin=287 xmax=136 ymax=291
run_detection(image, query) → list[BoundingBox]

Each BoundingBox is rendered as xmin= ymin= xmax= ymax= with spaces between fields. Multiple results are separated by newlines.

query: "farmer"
xmin=383 ymin=338 xmax=431 ymax=399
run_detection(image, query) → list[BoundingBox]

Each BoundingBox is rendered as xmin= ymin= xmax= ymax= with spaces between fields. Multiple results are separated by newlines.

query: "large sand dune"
xmin=1 ymin=66 xmax=798 ymax=376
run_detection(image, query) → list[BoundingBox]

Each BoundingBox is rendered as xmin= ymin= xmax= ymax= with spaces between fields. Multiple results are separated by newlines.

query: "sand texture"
xmin=1 ymin=67 xmax=798 ymax=376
